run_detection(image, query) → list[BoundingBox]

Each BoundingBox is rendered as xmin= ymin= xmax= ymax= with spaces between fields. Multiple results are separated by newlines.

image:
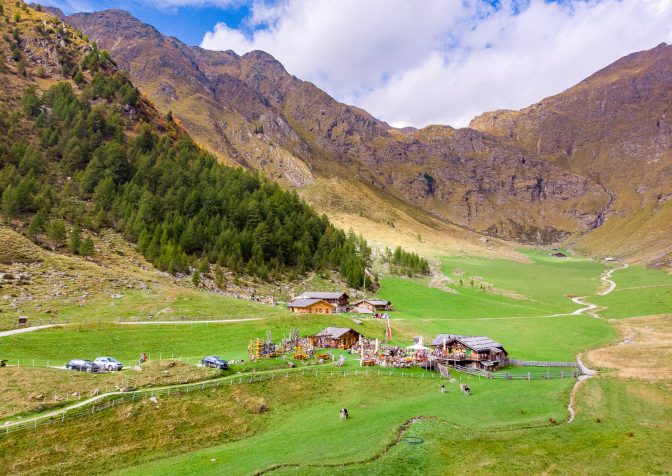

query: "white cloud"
xmin=201 ymin=0 xmax=672 ymax=128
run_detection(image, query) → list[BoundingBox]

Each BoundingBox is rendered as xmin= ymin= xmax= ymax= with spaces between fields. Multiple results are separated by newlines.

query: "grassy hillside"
xmin=1 ymin=374 xmax=574 ymax=475
xmin=590 ymin=265 xmax=672 ymax=318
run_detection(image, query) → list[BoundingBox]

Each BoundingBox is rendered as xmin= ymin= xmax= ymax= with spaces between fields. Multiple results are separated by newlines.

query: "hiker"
xmin=440 ymin=384 xmax=446 ymax=394
xmin=138 ymin=353 xmax=147 ymax=365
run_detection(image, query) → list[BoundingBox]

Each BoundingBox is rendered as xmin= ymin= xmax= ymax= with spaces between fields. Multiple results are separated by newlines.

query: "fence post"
xmin=527 ymin=372 xmax=531 ymax=381
xmin=561 ymin=371 xmax=564 ymax=379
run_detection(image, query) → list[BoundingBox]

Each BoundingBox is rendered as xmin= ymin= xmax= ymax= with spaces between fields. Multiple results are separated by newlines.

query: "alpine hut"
xmin=308 ymin=327 xmax=362 ymax=349
xmin=431 ymin=334 xmax=508 ymax=371
xmin=286 ymin=298 xmax=336 ymax=314
xmin=295 ymin=292 xmax=350 ymax=312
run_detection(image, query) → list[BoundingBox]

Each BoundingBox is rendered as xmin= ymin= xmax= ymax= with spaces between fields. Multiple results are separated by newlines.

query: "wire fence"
xmin=2 ymin=354 xmax=228 ymax=369
xmin=506 ymin=358 xmax=579 ymax=368
xmin=1 ymin=364 xmax=579 ymax=436
xmin=453 ymin=364 xmax=579 ymax=380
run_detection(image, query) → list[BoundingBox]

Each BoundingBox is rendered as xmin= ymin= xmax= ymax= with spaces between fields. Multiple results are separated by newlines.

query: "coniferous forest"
xmin=0 ymin=44 xmax=372 ymax=288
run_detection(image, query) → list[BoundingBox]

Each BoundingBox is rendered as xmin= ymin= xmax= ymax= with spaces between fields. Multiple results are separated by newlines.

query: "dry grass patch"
xmin=0 ymin=360 xmax=218 ymax=420
xmin=586 ymin=315 xmax=672 ymax=380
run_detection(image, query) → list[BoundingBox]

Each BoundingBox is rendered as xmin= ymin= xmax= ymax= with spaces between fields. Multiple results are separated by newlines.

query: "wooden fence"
xmin=506 ymin=358 xmax=578 ymax=368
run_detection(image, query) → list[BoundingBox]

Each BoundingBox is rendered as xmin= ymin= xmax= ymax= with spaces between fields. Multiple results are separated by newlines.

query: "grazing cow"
xmin=340 ymin=408 xmax=349 ymax=420
xmin=460 ymin=384 xmax=471 ymax=396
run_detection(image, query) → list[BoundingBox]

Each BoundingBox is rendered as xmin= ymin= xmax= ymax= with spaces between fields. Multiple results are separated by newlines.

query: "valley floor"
xmin=1 ymin=248 xmax=671 ymax=475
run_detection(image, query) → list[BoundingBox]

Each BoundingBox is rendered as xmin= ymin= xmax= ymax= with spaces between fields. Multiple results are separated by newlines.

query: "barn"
xmin=308 ymin=327 xmax=362 ymax=349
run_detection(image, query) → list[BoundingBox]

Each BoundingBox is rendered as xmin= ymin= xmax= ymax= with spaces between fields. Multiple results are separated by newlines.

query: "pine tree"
xmin=27 ymin=210 xmax=46 ymax=237
xmin=69 ymin=225 xmax=81 ymax=254
xmin=191 ymin=270 xmax=201 ymax=287
xmin=79 ymin=236 xmax=94 ymax=256
xmin=47 ymin=219 xmax=66 ymax=246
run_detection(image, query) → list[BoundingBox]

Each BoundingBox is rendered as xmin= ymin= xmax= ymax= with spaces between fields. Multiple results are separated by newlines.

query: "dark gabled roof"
xmin=298 ymin=291 xmax=348 ymax=300
xmin=431 ymin=334 xmax=506 ymax=353
xmin=313 ymin=327 xmax=360 ymax=339
xmin=431 ymin=334 xmax=465 ymax=346
xmin=352 ymin=299 xmax=390 ymax=306
xmin=458 ymin=336 xmax=506 ymax=352
xmin=287 ymin=298 xmax=334 ymax=308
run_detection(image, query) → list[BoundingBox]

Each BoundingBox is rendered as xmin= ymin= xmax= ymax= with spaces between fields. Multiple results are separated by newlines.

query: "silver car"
xmin=94 ymin=356 xmax=123 ymax=371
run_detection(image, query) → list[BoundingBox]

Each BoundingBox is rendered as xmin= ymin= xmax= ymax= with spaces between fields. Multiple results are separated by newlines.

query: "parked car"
xmin=94 ymin=356 xmax=124 ymax=372
xmin=66 ymin=359 xmax=100 ymax=372
xmin=201 ymin=355 xmax=229 ymax=369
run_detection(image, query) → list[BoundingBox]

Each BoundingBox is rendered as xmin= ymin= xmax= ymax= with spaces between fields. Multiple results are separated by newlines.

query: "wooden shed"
xmin=308 ymin=327 xmax=362 ymax=349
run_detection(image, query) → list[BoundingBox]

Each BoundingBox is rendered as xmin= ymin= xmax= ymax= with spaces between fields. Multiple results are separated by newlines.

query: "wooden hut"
xmin=296 ymin=292 xmax=349 ymax=312
xmin=351 ymin=299 xmax=392 ymax=313
xmin=431 ymin=334 xmax=508 ymax=370
xmin=286 ymin=298 xmax=336 ymax=314
xmin=308 ymin=327 xmax=362 ymax=349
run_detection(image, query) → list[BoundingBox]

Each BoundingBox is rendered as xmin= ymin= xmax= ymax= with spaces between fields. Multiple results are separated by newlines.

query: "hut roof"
xmin=287 ymin=298 xmax=333 ymax=308
xmin=458 ymin=336 xmax=506 ymax=352
xmin=352 ymin=299 xmax=390 ymax=306
xmin=431 ymin=334 xmax=465 ymax=346
xmin=314 ymin=327 xmax=359 ymax=339
xmin=298 ymin=291 xmax=348 ymax=300
xmin=431 ymin=334 xmax=506 ymax=353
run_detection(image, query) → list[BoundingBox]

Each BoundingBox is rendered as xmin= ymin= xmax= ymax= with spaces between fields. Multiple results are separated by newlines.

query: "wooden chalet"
xmin=351 ymin=299 xmax=392 ymax=313
xmin=296 ymin=291 xmax=349 ymax=312
xmin=431 ymin=334 xmax=508 ymax=371
xmin=308 ymin=327 xmax=362 ymax=349
xmin=286 ymin=298 xmax=336 ymax=314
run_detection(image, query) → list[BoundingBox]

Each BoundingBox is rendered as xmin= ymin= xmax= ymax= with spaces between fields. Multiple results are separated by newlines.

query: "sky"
xmin=42 ymin=0 xmax=672 ymax=128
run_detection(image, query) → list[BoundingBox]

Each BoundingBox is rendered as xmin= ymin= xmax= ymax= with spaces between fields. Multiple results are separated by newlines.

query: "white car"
xmin=94 ymin=356 xmax=123 ymax=372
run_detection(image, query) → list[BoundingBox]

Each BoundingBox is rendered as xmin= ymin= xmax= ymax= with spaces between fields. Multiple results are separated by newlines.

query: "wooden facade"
xmin=296 ymin=292 xmax=349 ymax=312
xmin=309 ymin=327 xmax=362 ymax=349
xmin=431 ymin=335 xmax=508 ymax=371
xmin=287 ymin=298 xmax=336 ymax=314
xmin=352 ymin=299 xmax=392 ymax=313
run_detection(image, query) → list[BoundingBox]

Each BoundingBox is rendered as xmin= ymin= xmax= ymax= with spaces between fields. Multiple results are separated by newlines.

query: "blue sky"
xmin=41 ymin=1 xmax=672 ymax=128
xmin=41 ymin=0 xmax=252 ymax=45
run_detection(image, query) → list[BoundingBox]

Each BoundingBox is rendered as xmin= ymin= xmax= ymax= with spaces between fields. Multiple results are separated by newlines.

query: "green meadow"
xmin=379 ymin=249 xmax=606 ymax=319
xmin=590 ymin=265 xmax=672 ymax=318
xmin=4 ymin=248 xmax=665 ymax=476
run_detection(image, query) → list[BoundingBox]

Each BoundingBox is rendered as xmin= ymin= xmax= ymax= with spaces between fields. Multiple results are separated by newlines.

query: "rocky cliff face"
xmin=471 ymin=43 xmax=672 ymax=264
xmin=68 ymin=9 xmax=613 ymax=246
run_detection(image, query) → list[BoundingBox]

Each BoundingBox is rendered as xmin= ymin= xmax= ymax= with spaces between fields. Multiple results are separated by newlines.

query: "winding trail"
xmin=566 ymin=261 xmax=627 ymax=422
xmin=0 ymin=325 xmax=57 ymax=338
xmin=598 ymin=262 xmax=628 ymax=296
xmin=118 ymin=318 xmax=261 ymax=326
xmin=567 ymin=356 xmax=597 ymax=423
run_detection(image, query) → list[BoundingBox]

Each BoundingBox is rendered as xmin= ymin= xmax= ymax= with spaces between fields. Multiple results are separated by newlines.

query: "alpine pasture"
xmin=1 ymin=250 xmax=671 ymax=475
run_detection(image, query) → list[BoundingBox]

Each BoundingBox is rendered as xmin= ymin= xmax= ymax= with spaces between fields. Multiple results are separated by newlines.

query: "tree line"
xmin=0 ymin=44 xmax=374 ymax=288
xmin=383 ymin=246 xmax=430 ymax=277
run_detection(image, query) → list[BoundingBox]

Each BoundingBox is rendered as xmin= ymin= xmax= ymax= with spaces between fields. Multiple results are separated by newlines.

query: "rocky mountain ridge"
xmin=65 ymin=9 xmax=614 ymax=248
xmin=65 ymin=9 xmax=672 ymax=266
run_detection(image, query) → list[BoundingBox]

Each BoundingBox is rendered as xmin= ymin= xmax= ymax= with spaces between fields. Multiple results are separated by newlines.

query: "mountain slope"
xmin=470 ymin=43 xmax=672 ymax=266
xmin=0 ymin=0 xmax=379 ymax=289
xmin=67 ymin=9 xmax=611 ymax=248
